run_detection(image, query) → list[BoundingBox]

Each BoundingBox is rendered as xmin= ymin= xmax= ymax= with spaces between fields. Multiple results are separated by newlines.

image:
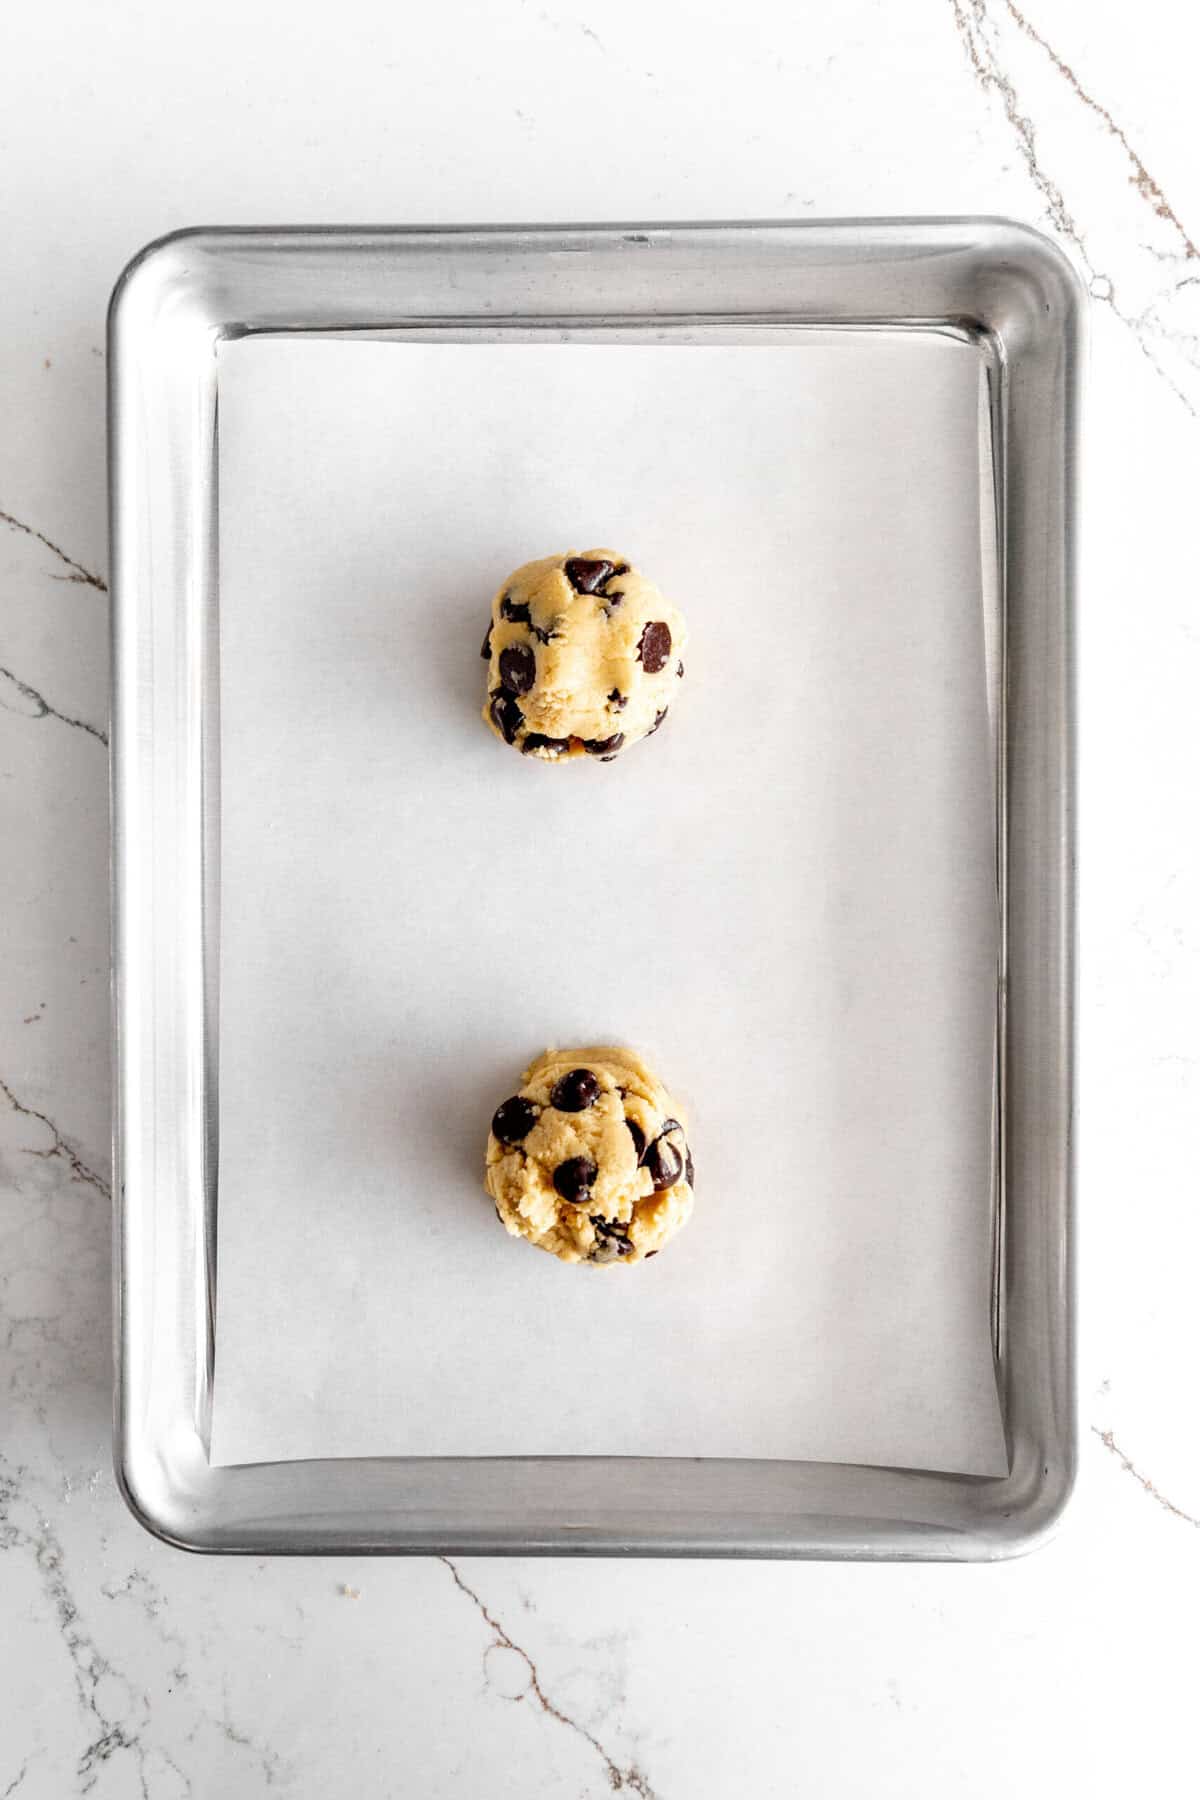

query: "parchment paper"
xmin=209 ymin=333 xmax=1006 ymax=1474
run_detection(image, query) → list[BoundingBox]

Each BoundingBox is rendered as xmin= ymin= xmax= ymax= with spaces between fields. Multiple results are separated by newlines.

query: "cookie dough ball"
xmin=485 ymin=1046 xmax=695 ymax=1265
xmin=481 ymin=551 xmax=687 ymax=761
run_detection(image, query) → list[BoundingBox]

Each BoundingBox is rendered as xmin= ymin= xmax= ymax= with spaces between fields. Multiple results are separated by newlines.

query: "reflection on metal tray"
xmin=110 ymin=220 xmax=1080 ymax=1557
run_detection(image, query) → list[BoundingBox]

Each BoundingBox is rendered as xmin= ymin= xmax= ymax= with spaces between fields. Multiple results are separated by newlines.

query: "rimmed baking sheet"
xmin=111 ymin=220 xmax=1078 ymax=1555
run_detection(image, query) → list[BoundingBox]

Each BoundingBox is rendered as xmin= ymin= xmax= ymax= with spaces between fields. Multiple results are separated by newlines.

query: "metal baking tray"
xmin=110 ymin=220 xmax=1080 ymax=1557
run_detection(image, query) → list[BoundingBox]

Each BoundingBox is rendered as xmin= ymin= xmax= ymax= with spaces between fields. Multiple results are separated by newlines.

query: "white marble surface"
xmin=0 ymin=1 xmax=1197 ymax=1793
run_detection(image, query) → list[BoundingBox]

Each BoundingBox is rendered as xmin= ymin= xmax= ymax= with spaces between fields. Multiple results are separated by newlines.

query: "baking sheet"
xmin=209 ymin=333 xmax=1007 ymax=1474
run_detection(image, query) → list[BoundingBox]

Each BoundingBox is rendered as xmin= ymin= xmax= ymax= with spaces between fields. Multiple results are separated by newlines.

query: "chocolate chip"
xmin=550 ymin=1068 xmax=601 ymax=1112
xmin=591 ymin=1214 xmax=631 ymax=1240
xmin=564 ymin=557 xmax=615 ymax=594
xmin=644 ymin=1249 xmax=659 ymax=1259
xmin=590 ymin=1215 xmax=633 ymax=1254
xmin=676 ymin=661 xmax=685 ymax=678
xmin=607 ymin=689 xmax=628 ymax=711
xmin=660 ymin=1118 xmax=682 ymax=1136
xmin=685 ymin=1148 xmax=695 ymax=1188
xmin=590 ymin=1240 xmax=631 ymax=1265
xmin=500 ymin=596 xmax=531 ymax=624
xmin=522 ymin=733 xmax=571 ymax=756
xmin=489 ymin=690 xmax=523 ymax=744
xmin=499 ymin=643 xmax=536 ymax=695
xmin=532 ymin=625 xmax=557 ymax=644
xmin=553 ymin=1156 xmax=597 ymax=1205
xmin=605 ymin=591 xmax=624 ymax=608
xmin=481 ymin=624 xmax=493 ymax=659
xmin=646 ymin=708 xmax=668 ymax=736
xmin=581 ymin=733 xmax=625 ymax=757
xmin=643 ymin=1135 xmax=683 ymax=1192
xmin=625 ymin=1117 xmax=646 ymax=1158
xmin=492 ymin=1096 xmax=538 ymax=1145
xmin=610 ymin=562 xmax=630 ymax=578
xmin=638 ymin=621 xmax=672 ymax=673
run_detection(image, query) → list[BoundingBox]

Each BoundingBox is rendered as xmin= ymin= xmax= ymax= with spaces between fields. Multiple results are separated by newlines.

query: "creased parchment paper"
xmin=210 ymin=334 xmax=1006 ymax=1474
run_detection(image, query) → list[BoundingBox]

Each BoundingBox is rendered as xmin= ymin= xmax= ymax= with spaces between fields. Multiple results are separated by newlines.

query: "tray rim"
xmin=109 ymin=217 xmax=1081 ymax=1558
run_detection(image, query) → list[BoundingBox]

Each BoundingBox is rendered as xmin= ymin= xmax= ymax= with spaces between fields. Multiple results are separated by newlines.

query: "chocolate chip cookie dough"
xmin=481 ymin=551 xmax=687 ymax=760
xmin=485 ymin=1047 xmax=695 ymax=1265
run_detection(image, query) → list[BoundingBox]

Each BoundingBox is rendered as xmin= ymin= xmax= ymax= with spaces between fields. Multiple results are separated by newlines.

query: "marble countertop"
xmin=2 ymin=1 xmax=1197 ymax=1793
